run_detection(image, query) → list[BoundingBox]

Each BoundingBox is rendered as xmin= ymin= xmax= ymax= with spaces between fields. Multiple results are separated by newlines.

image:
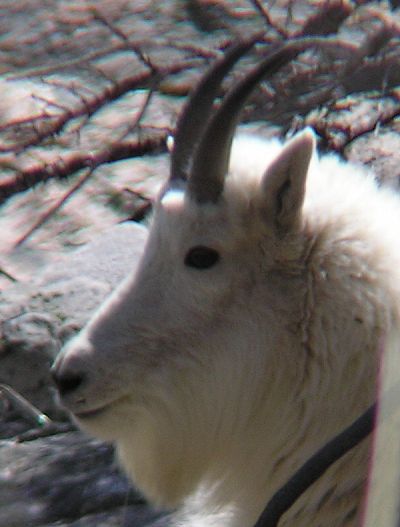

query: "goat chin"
xmin=52 ymin=43 xmax=400 ymax=526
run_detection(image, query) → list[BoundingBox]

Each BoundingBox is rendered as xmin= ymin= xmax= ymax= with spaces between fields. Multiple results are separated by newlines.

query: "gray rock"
xmin=41 ymin=221 xmax=148 ymax=292
xmin=345 ymin=130 xmax=400 ymax=190
xmin=38 ymin=221 xmax=148 ymax=329
xmin=0 ymin=432 xmax=163 ymax=527
xmin=0 ymin=222 xmax=148 ymax=427
xmin=0 ymin=311 xmax=61 ymax=425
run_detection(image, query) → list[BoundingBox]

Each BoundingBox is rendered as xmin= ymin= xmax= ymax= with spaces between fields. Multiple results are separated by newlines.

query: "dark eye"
xmin=184 ymin=246 xmax=220 ymax=270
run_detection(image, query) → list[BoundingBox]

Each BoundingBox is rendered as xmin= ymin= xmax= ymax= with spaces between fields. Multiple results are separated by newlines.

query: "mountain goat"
xmin=52 ymin=36 xmax=400 ymax=527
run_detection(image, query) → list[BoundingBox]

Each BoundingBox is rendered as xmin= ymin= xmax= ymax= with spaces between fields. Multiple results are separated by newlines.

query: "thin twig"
xmin=250 ymin=0 xmax=288 ymax=38
xmin=7 ymin=42 xmax=128 ymax=80
xmin=16 ymin=422 xmax=76 ymax=442
xmin=0 ymin=384 xmax=53 ymax=428
xmin=0 ymin=130 xmax=167 ymax=204
xmin=92 ymin=10 xmax=157 ymax=73
xmin=13 ymin=166 xmax=94 ymax=248
xmin=0 ymin=266 xmax=18 ymax=283
xmin=0 ymin=58 xmax=199 ymax=155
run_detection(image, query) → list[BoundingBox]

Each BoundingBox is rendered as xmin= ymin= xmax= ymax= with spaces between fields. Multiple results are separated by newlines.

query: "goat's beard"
xmin=115 ymin=407 xmax=207 ymax=508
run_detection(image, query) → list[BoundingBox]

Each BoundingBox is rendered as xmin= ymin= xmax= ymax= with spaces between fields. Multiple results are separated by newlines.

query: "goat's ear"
xmin=261 ymin=129 xmax=315 ymax=233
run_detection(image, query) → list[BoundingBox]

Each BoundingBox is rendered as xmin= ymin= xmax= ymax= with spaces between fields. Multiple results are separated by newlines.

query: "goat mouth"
xmin=74 ymin=404 xmax=110 ymax=420
xmin=73 ymin=394 xmax=130 ymax=420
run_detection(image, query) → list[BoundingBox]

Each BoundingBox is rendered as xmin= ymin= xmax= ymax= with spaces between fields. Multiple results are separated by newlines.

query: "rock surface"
xmin=0 ymin=222 xmax=156 ymax=526
xmin=0 ymin=431 xmax=163 ymax=527
xmin=0 ymin=222 xmax=148 ymax=429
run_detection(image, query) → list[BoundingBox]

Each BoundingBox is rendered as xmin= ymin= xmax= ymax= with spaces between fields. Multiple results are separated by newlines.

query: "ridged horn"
xmin=188 ymin=39 xmax=319 ymax=203
xmin=170 ymin=34 xmax=263 ymax=183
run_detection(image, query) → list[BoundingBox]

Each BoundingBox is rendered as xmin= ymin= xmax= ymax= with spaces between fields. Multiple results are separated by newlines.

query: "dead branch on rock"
xmin=0 ymin=266 xmax=18 ymax=283
xmin=7 ymin=41 xmax=128 ymax=80
xmin=92 ymin=10 xmax=157 ymax=72
xmin=14 ymin=84 xmax=159 ymax=247
xmin=0 ymin=58 xmax=198 ymax=155
xmin=0 ymin=383 xmax=52 ymax=429
xmin=299 ymin=0 xmax=354 ymax=37
xmin=0 ymin=130 xmax=167 ymax=205
xmin=250 ymin=0 xmax=288 ymax=38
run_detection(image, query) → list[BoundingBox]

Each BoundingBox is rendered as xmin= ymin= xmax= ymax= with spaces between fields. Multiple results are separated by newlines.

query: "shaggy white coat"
xmin=55 ymin=129 xmax=400 ymax=527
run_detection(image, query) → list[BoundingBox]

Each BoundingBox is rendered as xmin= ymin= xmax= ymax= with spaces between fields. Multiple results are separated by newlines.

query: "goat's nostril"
xmin=52 ymin=367 xmax=86 ymax=397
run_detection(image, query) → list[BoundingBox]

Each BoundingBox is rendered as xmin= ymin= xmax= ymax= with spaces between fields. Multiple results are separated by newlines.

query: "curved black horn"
xmin=170 ymin=34 xmax=263 ymax=183
xmin=188 ymin=39 xmax=321 ymax=204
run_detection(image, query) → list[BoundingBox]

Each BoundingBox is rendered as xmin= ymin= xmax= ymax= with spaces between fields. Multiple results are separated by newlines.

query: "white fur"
xmin=54 ymin=129 xmax=400 ymax=527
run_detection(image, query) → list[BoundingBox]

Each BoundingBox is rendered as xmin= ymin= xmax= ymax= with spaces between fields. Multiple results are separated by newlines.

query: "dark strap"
xmin=253 ymin=403 xmax=376 ymax=527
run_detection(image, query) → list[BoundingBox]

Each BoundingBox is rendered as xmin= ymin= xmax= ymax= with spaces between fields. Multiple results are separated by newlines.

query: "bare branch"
xmin=14 ymin=84 xmax=159 ymax=247
xmin=0 ymin=58 xmax=199 ymax=156
xmin=250 ymin=0 xmax=288 ymax=38
xmin=0 ymin=265 xmax=18 ymax=283
xmin=299 ymin=0 xmax=354 ymax=37
xmin=7 ymin=42 xmax=128 ymax=80
xmin=0 ymin=384 xmax=53 ymax=429
xmin=92 ymin=10 xmax=157 ymax=73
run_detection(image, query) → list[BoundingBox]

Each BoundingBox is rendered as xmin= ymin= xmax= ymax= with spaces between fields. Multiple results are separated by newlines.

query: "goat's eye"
xmin=184 ymin=246 xmax=220 ymax=270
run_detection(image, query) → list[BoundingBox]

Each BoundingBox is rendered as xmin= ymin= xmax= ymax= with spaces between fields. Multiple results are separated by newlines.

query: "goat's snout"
xmin=51 ymin=363 xmax=86 ymax=397
xmin=51 ymin=342 xmax=91 ymax=403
